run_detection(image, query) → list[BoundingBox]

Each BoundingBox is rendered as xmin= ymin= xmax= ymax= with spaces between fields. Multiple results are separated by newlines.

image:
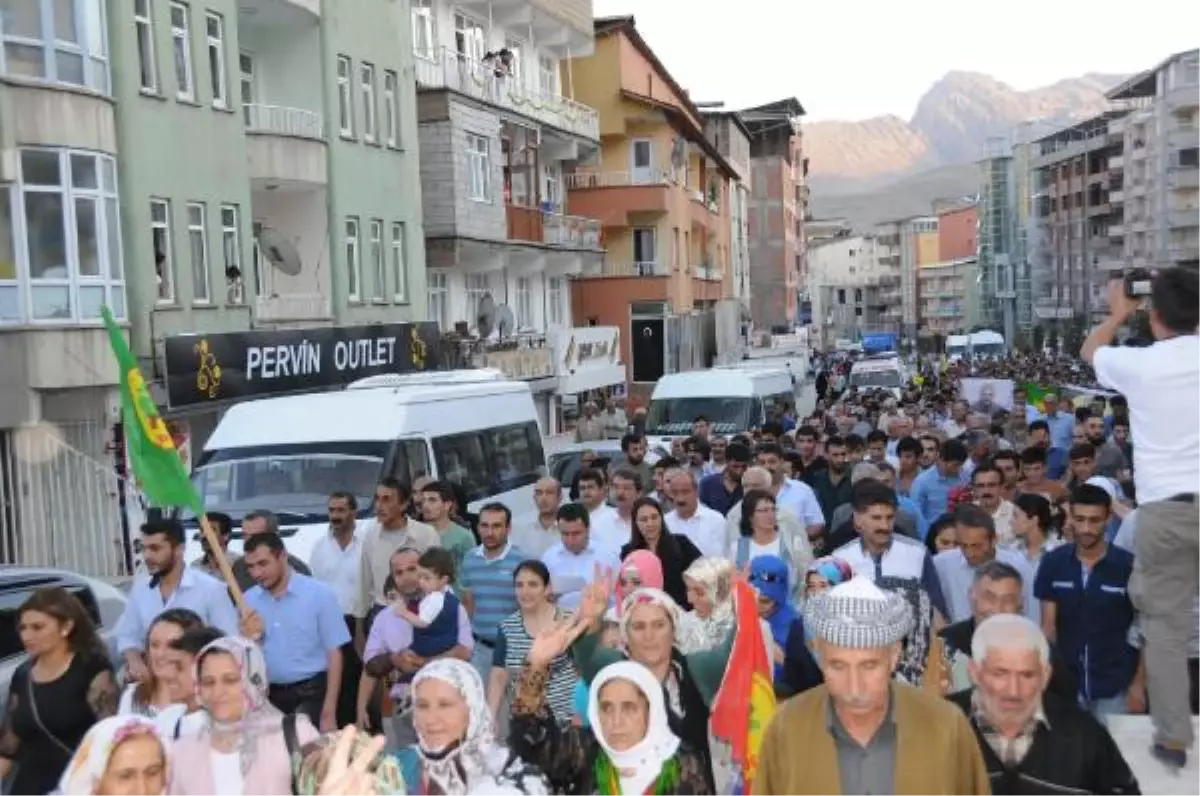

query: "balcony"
xmin=1168 ymin=124 xmax=1200 ymax=150
xmin=1169 ymin=208 xmax=1199 ymax=229
xmin=254 ymin=293 xmax=331 ymax=323
xmin=1168 ymin=168 xmax=1200 ymax=190
xmin=566 ymin=170 xmax=674 ymax=225
xmin=505 ymin=204 xmax=602 ymax=248
xmin=691 ymin=263 xmax=721 ymax=281
xmin=240 ymin=0 xmax=321 ymax=17
xmin=1110 ymin=154 xmax=1124 ymax=171
xmin=1165 ymin=82 xmax=1200 ymax=112
xmin=1110 ymin=189 xmax=1125 ymax=203
xmin=243 ymin=104 xmax=327 ymax=185
xmin=1163 ymin=243 xmax=1200 ymax=262
xmin=414 ymin=47 xmax=598 ymax=141
xmin=580 ymin=261 xmax=670 ymax=278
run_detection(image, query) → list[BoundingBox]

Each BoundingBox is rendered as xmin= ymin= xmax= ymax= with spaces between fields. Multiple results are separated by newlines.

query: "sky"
xmin=590 ymin=0 xmax=1200 ymax=122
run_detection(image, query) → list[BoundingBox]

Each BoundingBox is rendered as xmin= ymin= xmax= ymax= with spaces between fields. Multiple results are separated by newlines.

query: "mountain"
xmin=806 ymin=70 xmax=1128 ymax=197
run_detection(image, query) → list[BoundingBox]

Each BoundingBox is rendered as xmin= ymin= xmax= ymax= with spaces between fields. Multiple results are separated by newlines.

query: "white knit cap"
xmin=804 ymin=575 xmax=913 ymax=649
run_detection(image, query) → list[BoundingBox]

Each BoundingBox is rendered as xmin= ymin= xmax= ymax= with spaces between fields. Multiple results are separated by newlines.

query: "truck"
xmin=946 ymin=330 xmax=1005 ymax=361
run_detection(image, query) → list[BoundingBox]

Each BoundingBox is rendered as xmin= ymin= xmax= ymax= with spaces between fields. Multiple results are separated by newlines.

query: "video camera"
xmin=1121 ymin=268 xmax=1154 ymax=299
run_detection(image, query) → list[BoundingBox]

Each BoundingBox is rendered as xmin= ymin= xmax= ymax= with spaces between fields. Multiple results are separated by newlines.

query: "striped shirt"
xmin=495 ymin=610 xmax=578 ymax=724
xmin=460 ymin=543 xmax=525 ymax=643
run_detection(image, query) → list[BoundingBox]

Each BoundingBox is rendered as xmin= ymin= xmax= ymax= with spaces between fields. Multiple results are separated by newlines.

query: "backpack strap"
xmin=173 ymin=715 xmax=184 ymax=741
xmin=283 ymin=713 xmax=300 ymax=795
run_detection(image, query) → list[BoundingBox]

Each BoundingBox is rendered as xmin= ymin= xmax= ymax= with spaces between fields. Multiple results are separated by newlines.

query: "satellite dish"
xmin=477 ymin=292 xmax=497 ymax=337
xmin=496 ymin=304 xmax=516 ymax=339
xmin=257 ymin=227 xmax=303 ymax=277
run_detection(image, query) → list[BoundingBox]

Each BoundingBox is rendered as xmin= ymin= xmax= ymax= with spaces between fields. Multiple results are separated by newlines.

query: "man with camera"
xmin=1082 ymin=266 xmax=1199 ymax=769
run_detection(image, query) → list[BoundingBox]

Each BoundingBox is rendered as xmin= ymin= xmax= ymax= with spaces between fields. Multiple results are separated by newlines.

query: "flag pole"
xmin=197 ymin=513 xmax=249 ymax=614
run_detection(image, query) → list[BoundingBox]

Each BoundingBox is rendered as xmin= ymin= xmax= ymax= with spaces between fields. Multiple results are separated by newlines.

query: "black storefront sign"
xmin=164 ymin=322 xmax=442 ymax=409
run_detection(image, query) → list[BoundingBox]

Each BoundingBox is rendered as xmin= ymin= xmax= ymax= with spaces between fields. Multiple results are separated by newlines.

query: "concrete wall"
xmin=417 ymin=97 xmax=504 ymax=240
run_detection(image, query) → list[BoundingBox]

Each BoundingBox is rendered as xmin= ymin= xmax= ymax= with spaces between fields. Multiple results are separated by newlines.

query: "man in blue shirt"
xmin=460 ymin=502 xmax=525 ymax=681
xmin=1034 ymin=484 xmax=1145 ymax=720
xmin=1026 ymin=420 xmax=1068 ymax=480
xmin=1041 ymin=393 xmax=1077 ymax=452
xmin=698 ymin=441 xmax=750 ymax=515
xmin=116 ymin=519 xmax=239 ymax=683
xmin=909 ymin=438 xmax=969 ymax=528
xmin=241 ymin=532 xmax=350 ymax=731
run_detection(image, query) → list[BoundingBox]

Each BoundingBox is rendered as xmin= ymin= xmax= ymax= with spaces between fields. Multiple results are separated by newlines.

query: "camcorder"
xmin=1122 ymin=267 xmax=1154 ymax=299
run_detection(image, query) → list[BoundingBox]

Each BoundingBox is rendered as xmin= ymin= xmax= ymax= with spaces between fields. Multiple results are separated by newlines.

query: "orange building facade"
xmin=937 ymin=205 xmax=979 ymax=262
xmin=564 ymin=16 xmax=736 ymax=385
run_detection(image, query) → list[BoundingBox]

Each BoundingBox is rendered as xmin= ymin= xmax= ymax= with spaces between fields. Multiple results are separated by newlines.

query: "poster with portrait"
xmin=959 ymin=378 xmax=1014 ymax=415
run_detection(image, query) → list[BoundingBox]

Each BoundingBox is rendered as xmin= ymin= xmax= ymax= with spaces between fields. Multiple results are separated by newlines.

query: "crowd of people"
xmin=0 ymin=268 xmax=1195 ymax=796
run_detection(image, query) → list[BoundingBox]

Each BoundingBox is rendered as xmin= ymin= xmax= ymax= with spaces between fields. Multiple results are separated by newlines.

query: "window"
xmin=466 ymin=134 xmax=490 ymax=201
xmin=205 ymin=12 xmax=226 ymax=108
xmin=134 ymin=0 xmax=158 ymax=92
xmin=432 ymin=422 xmax=544 ymax=502
xmin=336 ymin=55 xmax=353 ymax=137
xmin=169 ymin=2 xmax=193 ymax=100
xmin=504 ymin=40 xmax=522 ymax=82
xmin=383 ymin=70 xmax=399 ymax=147
xmin=150 ymin=199 xmax=173 ymax=303
xmin=186 ymin=203 xmax=209 ymax=303
xmin=538 ymin=55 xmax=558 ymax=96
xmin=541 ymin=165 xmax=560 ymax=210
xmin=546 ymin=276 xmax=564 ymax=326
xmin=7 ymin=149 xmax=125 ymax=323
xmin=239 ymin=52 xmax=254 ymax=124
xmin=1 ymin=0 xmax=109 ymax=91
xmin=368 ymin=218 xmax=384 ymax=300
xmin=515 ymin=276 xmax=532 ymax=328
xmin=427 ymin=271 xmax=447 ymax=328
xmin=220 ymin=204 xmax=241 ymax=304
xmin=453 ymin=14 xmax=485 ymax=63
xmin=360 ymin=62 xmax=377 ymax=143
xmin=411 ymin=0 xmax=434 ymax=60
xmin=465 ymin=272 xmax=490 ymax=330
xmin=391 ymin=222 xmax=408 ymax=302
xmin=344 ymin=217 xmax=361 ymax=301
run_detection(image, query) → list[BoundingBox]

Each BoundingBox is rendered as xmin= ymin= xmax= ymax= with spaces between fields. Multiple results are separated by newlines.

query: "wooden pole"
xmin=197 ymin=513 xmax=248 ymax=614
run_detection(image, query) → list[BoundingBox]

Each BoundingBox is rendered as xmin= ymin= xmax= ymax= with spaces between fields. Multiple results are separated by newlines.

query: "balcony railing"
xmin=691 ymin=263 xmax=721 ymax=281
xmin=1169 ymin=208 xmax=1200 ymax=229
xmin=413 ymin=47 xmax=599 ymax=140
xmin=505 ymin=204 xmax=602 ymax=248
xmin=582 ymin=261 xmax=669 ymax=277
xmin=254 ymin=293 xmax=332 ymax=322
xmin=565 ymin=170 xmax=673 ymax=189
xmin=244 ymin=104 xmax=325 ymax=140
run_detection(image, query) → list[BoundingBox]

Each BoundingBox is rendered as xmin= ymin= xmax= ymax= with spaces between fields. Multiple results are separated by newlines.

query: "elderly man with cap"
xmin=754 ymin=576 xmax=989 ymax=795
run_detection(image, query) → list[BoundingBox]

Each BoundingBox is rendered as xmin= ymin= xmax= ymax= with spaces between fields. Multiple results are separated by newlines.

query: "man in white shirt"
xmin=541 ymin=503 xmax=620 ymax=610
xmin=510 ymin=477 xmax=562 ymax=558
xmin=591 ymin=467 xmax=641 ymax=552
xmin=309 ymin=490 xmax=363 ymax=727
xmin=970 ymin=463 xmax=1017 ymax=546
xmin=755 ymin=442 xmax=826 ymax=539
xmin=934 ymin=504 xmax=1036 ymax=625
xmin=664 ymin=469 xmax=726 ymax=558
xmin=1083 ymin=268 xmax=1200 ymax=768
xmin=578 ymin=468 xmax=618 ymax=531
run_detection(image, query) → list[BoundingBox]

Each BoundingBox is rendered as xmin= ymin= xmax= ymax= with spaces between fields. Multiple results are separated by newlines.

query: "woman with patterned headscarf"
xmin=676 ymin=557 xmax=736 ymax=655
xmin=58 ymin=715 xmax=168 ymax=795
xmin=389 ymin=658 xmax=548 ymax=794
xmin=169 ymin=637 xmax=319 ymax=794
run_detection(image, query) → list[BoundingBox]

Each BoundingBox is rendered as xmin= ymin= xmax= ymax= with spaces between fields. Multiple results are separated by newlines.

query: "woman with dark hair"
xmin=925 ymin=514 xmax=958 ymax=557
xmin=486 ymin=561 xmax=578 ymax=733
xmin=1013 ymin=492 xmax=1060 ymax=566
xmin=620 ymin=497 xmax=701 ymax=609
xmin=117 ymin=608 xmax=204 ymax=735
xmin=0 ymin=587 xmax=118 ymax=794
xmin=732 ymin=490 xmax=807 ymax=598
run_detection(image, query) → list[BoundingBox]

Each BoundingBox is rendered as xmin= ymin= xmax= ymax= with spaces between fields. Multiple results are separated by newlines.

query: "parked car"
xmin=0 ymin=566 xmax=127 ymax=714
xmin=548 ymin=440 xmax=667 ymax=492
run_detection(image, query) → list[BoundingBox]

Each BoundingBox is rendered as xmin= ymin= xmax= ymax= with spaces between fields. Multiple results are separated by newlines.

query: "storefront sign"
xmin=164 ymin=322 xmax=441 ymax=408
xmin=472 ymin=347 xmax=555 ymax=380
xmin=555 ymin=327 xmax=626 ymax=395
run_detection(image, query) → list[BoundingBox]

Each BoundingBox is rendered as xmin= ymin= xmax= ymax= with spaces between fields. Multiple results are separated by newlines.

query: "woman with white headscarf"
xmin=57 ymin=715 xmax=168 ymax=796
xmin=388 ymin=658 xmax=547 ymax=795
xmin=510 ymin=618 xmax=709 ymax=795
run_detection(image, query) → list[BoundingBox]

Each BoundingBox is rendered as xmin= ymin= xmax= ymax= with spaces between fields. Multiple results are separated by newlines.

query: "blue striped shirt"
xmin=460 ymin=543 xmax=525 ymax=642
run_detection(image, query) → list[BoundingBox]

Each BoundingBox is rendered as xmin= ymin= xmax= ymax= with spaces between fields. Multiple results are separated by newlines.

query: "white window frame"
xmin=411 ymin=0 xmax=434 ymax=61
xmin=0 ymin=0 xmax=110 ymax=92
xmin=239 ymin=51 xmax=255 ymax=125
xmin=6 ymin=148 xmax=126 ymax=324
xmin=150 ymin=198 xmax=174 ymax=304
xmin=504 ymin=39 xmax=522 ymax=82
xmin=220 ymin=204 xmax=242 ymax=304
xmin=391 ymin=222 xmax=408 ymax=302
xmin=345 ymin=217 xmax=361 ymax=301
xmin=186 ymin=202 xmax=210 ymax=304
xmin=134 ymin=0 xmax=158 ymax=93
xmin=466 ymin=133 xmax=491 ymax=201
xmin=538 ymin=54 xmax=558 ymax=96
xmin=205 ymin=11 xmax=227 ymax=109
xmin=515 ymin=276 xmax=532 ymax=329
xmin=336 ymin=55 xmax=354 ymax=138
xmin=169 ymin=2 xmax=194 ymax=101
xmin=453 ymin=13 xmax=485 ymax=63
xmin=360 ymin=62 xmax=377 ymax=143
xmin=427 ymin=270 xmax=448 ymax=328
xmin=465 ymin=272 xmax=491 ymax=331
xmin=546 ymin=276 xmax=564 ymax=326
xmin=383 ymin=69 xmax=399 ymax=148
xmin=368 ymin=218 xmax=384 ymax=301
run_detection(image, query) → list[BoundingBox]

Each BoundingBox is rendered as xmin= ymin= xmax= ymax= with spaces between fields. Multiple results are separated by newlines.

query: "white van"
xmin=848 ymin=357 xmax=908 ymax=399
xmin=645 ymin=368 xmax=794 ymax=446
xmin=181 ymin=370 xmax=544 ymax=565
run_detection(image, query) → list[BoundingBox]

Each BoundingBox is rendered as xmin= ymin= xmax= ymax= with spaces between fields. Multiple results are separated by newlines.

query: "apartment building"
xmin=807 ymin=235 xmax=893 ymax=347
xmin=0 ymin=0 xmax=428 ymax=576
xmin=741 ymin=98 xmax=807 ymax=331
xmin=1106 ymin=48 xmax=1199 ymax=271
xmin=564 ymin=16 xmax=738 ymax=387
xmin=1030 ymin=113 xmax=1124 ymax=324
xmin=703 ymin=111 xmax=753 ymax=312
xmin=917 ymin=256 xmax=980 ymax=338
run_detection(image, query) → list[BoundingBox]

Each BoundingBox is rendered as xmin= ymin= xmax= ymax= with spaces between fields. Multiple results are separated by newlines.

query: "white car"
xmin=547 ymin=441 xmax=666 ymax=488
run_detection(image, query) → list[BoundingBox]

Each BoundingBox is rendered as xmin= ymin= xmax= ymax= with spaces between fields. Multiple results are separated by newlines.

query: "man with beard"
xmin=1082 ymin=413 xmax=1128 ymax=478
xmin=755 ymin=577 xmax=989 ymax=794
xmin=617 ymin=431 xmax=654 ymax=489
xmin=949 ymin=614 xmax=1139 ymax=795
xmin=1035 ymin=484 xmax=1145 ymax=719
xmin=116 ymin=519 xmax=239 ymax=684
xmin=807 ymin=435 xmax=853 ymax=527
xmin=794 ymin=426 xmax=828 ymax=481
xmin=698 ymin=441 xmax=750 ymax=515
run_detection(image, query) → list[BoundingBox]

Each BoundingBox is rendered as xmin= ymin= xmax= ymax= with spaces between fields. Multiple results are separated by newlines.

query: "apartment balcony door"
xmin=633 ymin=227 xmax=656 ymax=275
xmin=631 ymin=139 xmax=654 ymax=184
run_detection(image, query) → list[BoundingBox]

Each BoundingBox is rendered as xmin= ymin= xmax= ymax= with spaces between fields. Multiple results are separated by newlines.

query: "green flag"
xmin=102 ymin=307 xmax=203 ymax=514
xmin=1021 ymin=382 xmax=1051 ymax=413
